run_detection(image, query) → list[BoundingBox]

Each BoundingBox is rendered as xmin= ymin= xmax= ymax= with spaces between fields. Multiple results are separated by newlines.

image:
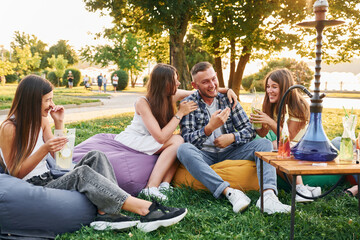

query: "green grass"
xmin=0 ymin=85 xmax=104 ymax=110
xmin=54 ymin=109 xmax=360 ymax=239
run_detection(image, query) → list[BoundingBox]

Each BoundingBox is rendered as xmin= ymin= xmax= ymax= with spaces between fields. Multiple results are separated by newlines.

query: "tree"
xmin=12 ymin=45 xmax=41 ymax=78
xmin=0 ymin=60 xmax=15 ymax=85
xmin=184 ymin=33 xmax=214 ymax=72
xmin=242 ymin=58 xmax=313 ymax=91
xmin=196 ymin=0 xmax=360 ymax=96
xmin=81 ymin=31 xmax=146 ymax=87
xmin=44 ymin=40 xmax=78 ymax=68
xmin=47 ymin=55 xmax=68 ymax=87
xmin=84 ymin=0 xmax=206 ymax=89
xmin=11 ymin=31 xmax=48 ymax=71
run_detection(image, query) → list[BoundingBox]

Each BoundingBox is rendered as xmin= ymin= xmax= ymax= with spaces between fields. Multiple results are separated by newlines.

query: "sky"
xmin=0 ymin=0 xmax=113 ymax=51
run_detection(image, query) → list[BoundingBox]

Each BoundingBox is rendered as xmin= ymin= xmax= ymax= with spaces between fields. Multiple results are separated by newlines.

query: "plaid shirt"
xmin=180 ymin=91 xmax=256 ymax=150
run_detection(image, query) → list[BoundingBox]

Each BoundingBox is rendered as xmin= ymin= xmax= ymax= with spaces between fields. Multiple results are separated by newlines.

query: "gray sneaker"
xmin=256 ymin=191 xmax=291 ymax=214
xmin=90 ymin=214 xmax=139 ymax=231
xmin=137 ymin=201 xmax=187 ymax=232
xmin=226 ymin=188 xmax=251 ymax=213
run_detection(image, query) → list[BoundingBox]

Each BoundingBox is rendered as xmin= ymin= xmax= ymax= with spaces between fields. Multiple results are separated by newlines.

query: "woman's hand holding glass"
xmin=250 ymin=109 xmax=274 ymax=128
xmin=45 ymin=137 xmax=68 ymax=153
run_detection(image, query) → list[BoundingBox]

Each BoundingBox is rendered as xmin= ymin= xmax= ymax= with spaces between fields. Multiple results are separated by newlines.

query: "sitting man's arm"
xmin=180 ymin=108 xmax=209 ymax=149
xmin=229 ymin=102 xmax=256 ymax=146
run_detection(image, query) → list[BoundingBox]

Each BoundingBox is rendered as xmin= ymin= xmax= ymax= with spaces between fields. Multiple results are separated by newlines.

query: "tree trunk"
xmin=228 ymin=39 xmax=236 ymax=89
xmin=232 ymin=46 xmax=251 ymax=97
xmin=170 ymin=13 xmax=191 ymax=90
xmin=213 ymin=41 xmax=224 ymax=87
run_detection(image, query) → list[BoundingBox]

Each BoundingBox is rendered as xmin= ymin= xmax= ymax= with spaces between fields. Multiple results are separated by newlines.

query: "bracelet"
xmin=174 ymin=115 xmax=181 ymax=120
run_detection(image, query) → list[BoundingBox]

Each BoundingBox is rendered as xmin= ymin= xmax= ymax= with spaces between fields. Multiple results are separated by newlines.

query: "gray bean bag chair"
xmin=0 ymin=160 xmax=96 ymax=239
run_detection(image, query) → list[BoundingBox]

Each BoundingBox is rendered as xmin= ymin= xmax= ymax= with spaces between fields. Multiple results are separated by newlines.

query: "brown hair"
xmin=0 ymin=75 xmax=53 ymax=176
xmin=190 ymin=62 xmax=212 ymax=79
xmin=146 ymin=64 xmax=178 ymax=128
xmin=262 ymin=69 xmax=309 ymax=125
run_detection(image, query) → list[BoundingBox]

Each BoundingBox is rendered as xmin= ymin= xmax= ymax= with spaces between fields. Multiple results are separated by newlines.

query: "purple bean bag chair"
xmin=73 ymin=133 xmax=158 ymax=196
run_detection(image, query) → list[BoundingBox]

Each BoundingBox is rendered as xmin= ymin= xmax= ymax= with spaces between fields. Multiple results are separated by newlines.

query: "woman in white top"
xmin=115 ymin=63 xmax=237 ymax=200
xmin=250 ymin=68 xmax=321 ymax=202
xmin=0 ymin=75 xmax=188 ymax=232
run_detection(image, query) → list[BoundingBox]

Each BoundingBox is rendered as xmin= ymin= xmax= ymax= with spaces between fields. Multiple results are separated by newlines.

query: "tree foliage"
xmin=84 ymin=0 xmax=206 ymax=89
xmin=47 ymin=55 xmax=68 ymax=86
xmin=45 ymin=40 xmax=78 ymax=68
xmin=242 ymin=58 xmax=314 ymax=91
xmin=11 ymin=31 xmax=48 ymax=71
xmin=12 ymin=45 xmax=41 ymax=78
xmin=81 ymin=31 xmax=146 ymax=88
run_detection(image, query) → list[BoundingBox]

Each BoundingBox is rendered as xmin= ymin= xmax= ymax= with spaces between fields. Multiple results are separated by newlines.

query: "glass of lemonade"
xmin=54 ymin=128 xmax=76 ymax=169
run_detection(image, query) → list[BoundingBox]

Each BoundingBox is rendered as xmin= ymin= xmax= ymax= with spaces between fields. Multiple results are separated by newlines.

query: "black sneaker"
xmin=90 ymin=213 xmax=139 ymax=230
xmin=137 ymin=201 xmax=187 ymax=232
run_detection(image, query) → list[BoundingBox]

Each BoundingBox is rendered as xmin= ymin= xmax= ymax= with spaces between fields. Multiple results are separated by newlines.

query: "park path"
xmin=1 ymin=92 xmax=359 ymax=124
xmin=0 ymin=91 xmax=144 ymax=124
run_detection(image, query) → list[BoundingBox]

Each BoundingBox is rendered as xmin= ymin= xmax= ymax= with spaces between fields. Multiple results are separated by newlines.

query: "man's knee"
xmin=256 ymin=138 xmax=273 ymax=152
xmin=177 ymin=143 xmax=193 ymax=163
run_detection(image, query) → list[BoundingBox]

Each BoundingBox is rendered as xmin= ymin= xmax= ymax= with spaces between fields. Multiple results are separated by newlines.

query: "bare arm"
xmin=137 ymin=98 xmax=197 ymax=144
xmin=0 ymin=121 xmax=67 ymax=178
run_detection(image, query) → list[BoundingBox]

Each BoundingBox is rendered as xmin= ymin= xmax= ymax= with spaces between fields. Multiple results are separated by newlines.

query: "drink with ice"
xmin=54 ymin=128 xmax=76 ymax=169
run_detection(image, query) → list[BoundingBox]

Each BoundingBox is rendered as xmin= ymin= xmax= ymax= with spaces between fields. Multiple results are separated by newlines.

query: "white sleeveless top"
xmin=114 ymin=97 xmax=163 ymax=155
xmin=0 ymin=128 xmax=49 ymax=180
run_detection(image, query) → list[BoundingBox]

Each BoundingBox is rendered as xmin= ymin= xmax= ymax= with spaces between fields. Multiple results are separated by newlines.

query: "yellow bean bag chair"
xmin=173 ymin=160 xmax=259 ymax=192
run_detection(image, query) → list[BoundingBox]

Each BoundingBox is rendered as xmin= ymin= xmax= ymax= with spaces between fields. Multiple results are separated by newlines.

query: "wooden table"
xmin=255 ymin=152 xmax=360 ymax=240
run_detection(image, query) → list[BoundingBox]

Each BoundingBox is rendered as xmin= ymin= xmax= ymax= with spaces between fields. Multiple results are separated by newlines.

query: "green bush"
xmin=242 ymin=74 xmax=255 ymax=91
xmin=143 ymin=75 xmax=149 ymax=87
xmin=63 ymin=68 xmax=81 ymax=87
xmin=111 ymin=70 xmax=128 ymax=90
xmin=5 ymin=74 xmax=19 ymax=83
xmin=251 ymin=79 xmax=265 ymax=92
xmin=47 ymin=71 xmax=60 ymax=86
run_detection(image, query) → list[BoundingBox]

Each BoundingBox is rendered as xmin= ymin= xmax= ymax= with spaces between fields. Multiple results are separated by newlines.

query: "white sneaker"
xmin=305 ymin=185 xmax=321 ymax=197
xmin=158 ymin=182 xmax=174 ymax=193
xmin=140 ymin=187 xmax=168 ymax=201
xmin=295 ymin=184 xmax=313 ymax=203
xmin=226 ymin=188 xmax=251 ymax=213
xmin=256 ymin=191 xmax=291 ymax=214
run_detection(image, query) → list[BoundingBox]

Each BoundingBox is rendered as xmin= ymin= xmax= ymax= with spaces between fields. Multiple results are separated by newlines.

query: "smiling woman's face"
xmin=266 ymin=78 xmax=280 ymax=103
xmin=41 ymin=91 xmax=54 ymax=117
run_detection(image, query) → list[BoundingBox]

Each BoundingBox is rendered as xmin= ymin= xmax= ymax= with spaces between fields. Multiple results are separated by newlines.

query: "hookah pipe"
xmin=275 ymin=85 xmax=344 ymax=200
xmin=276 ymin=85 xmax=313 ymax=149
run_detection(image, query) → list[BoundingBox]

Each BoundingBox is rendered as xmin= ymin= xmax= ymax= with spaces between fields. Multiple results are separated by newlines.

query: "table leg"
xmin=358 ymin=175 xmax=360 ymax=215
xmin=290 ymin=175 xmax=297 ymax=240
xmin=260 ymin=157 xmax=264 ymax=213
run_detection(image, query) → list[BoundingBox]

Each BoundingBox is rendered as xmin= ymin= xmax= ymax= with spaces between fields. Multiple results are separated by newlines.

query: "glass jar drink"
xmin=54 ymin=128 xmax=76 ymax=169
xmin=278 ymin=135 xmax=291 ymax=158
xmin=251 ymin=107 xmax=262 ymax=130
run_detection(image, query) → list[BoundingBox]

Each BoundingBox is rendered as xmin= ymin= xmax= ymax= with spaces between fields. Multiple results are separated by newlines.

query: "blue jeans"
xmin=177 ymin=138 xmax=276 ymax=198
xmin=45 ymin=151 xmax=129 ymax=214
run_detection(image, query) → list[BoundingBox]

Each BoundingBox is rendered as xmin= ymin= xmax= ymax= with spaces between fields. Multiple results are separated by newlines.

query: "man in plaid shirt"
xmin=177 ymin=62 xmax=290 ymax=215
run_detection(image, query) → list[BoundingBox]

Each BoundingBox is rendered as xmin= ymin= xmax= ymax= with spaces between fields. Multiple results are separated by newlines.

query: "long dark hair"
xmin=146 ymin=64 xmax=178 ymax=128
xmin=1 ymin=75 xmax=53 ymax=176
xmin=262 ymin=69 xmax=309 ymax=125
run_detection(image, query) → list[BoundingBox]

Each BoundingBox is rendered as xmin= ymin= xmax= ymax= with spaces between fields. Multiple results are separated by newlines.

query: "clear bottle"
xmin=339 ymin=115 xmax=357 ymax=162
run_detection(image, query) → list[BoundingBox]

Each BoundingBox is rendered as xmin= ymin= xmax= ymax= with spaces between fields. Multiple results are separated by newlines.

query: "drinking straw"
xmin=343 ymin=106 xmax=349 ymax=118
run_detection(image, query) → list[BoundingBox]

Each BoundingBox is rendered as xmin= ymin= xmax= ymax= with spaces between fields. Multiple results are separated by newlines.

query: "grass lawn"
xmin=0 ymin=85 xmax=106 ymax=110
xmin=55 ymin=105 xmax=360 ymax=239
